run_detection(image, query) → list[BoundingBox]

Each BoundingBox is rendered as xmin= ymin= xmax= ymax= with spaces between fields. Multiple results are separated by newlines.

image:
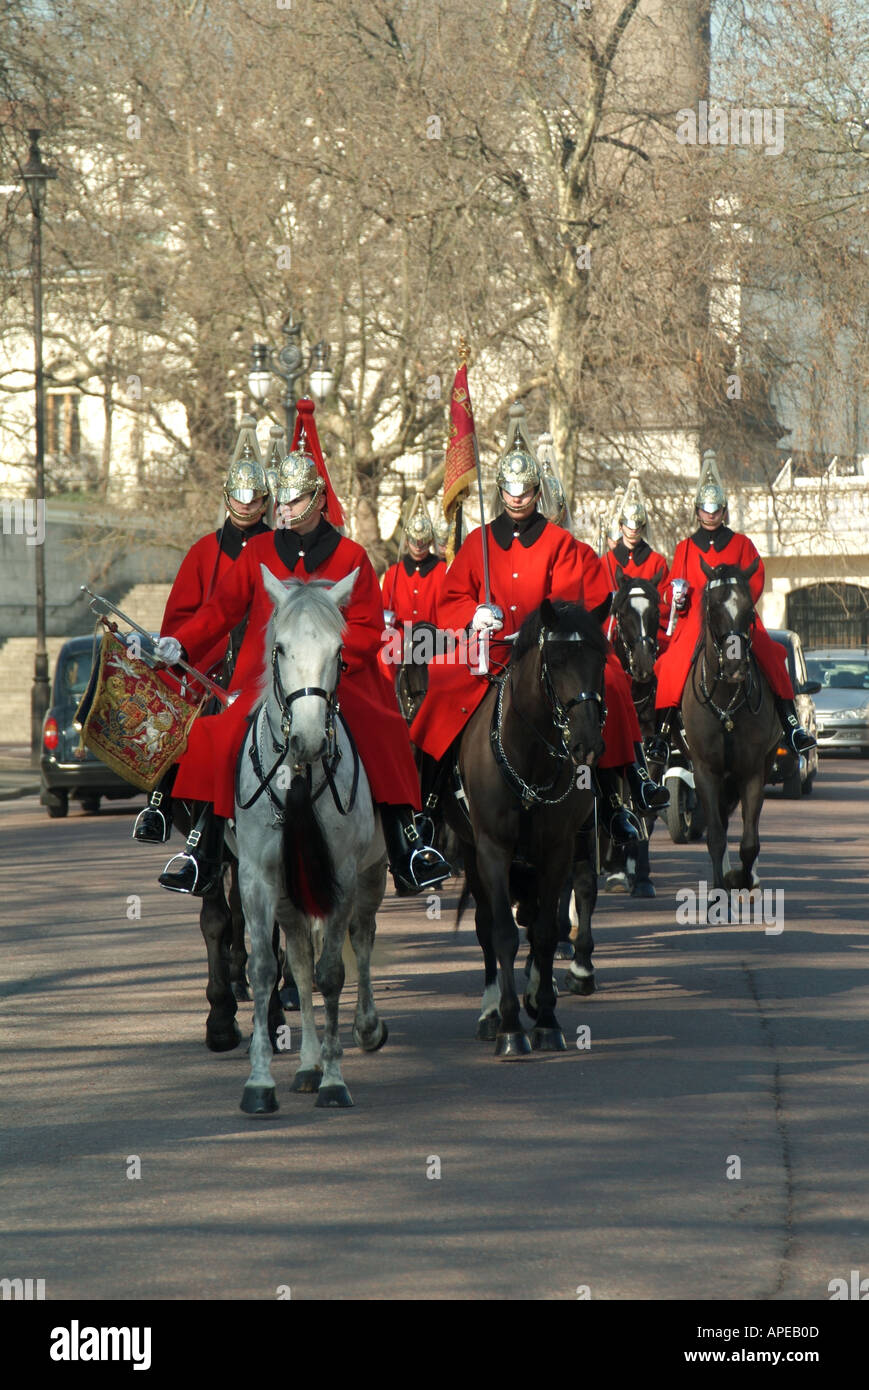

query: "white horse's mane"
xmin=257 ymin=579 xmax=347 ymax=705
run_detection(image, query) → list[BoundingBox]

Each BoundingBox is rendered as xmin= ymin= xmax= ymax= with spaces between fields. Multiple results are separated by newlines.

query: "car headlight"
xmin=833 ymin=706 xmax=869 ymax=721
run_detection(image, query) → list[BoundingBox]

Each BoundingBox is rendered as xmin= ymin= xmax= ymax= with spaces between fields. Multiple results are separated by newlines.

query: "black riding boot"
xmin=417 ymin=749 xmax=451 ymax=843
xmin=159 ymin=805 xmax=225 ymax=897
xmin=379 ymin=803 xmax=451 ymax=897
xmin=595 ymin=768 xmax=642 ymax=847
xmin=775 ymin=696 xmax=817 ymax=755
xmin=645 ymin=708 xmax=676 ymax=767
xmin=132 ymin=765 xmax=178 ymax=843
xmin=626 ymin=742 xmax=670 ymax=813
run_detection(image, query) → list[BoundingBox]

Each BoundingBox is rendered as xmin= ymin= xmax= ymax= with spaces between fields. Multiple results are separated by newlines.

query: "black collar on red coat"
xmin=613 ymin=538 xmax=652 ymax=568
xmin=216 ymin=517 xmax=270 ymax=561
xmin=401 ymin=552 xmax=442 ymax=578
xmin=273 ymin=517 xmax=342 ymax=574
xmin=490 ymin=508 xmax=547 ymax=551
xmin=690 ymin=525 xmax=734 ymax=554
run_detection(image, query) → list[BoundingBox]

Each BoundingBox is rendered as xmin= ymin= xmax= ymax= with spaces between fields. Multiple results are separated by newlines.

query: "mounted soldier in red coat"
xmin=602 ymin=474 xmax=670 ymax=640
xmin=410 ymin=403 xmax=668 ymax=844
xmin=380 ymin=493 xmax=446 ymax=723
xmin=646 ymin=451 xmax=816 ymax=765
xmin=381 ymin=493 xmax=446 ymax=632
xmin=133 ymin=416 xmax=272 ymax=845
xmin=152 ymin=398 xmax=449 ymax=899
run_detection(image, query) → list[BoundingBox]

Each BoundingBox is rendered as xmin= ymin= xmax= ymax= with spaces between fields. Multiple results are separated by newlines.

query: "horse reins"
xmin=237 ymin=648 xmax=359 ymax=822
xmin=490 ymin=629 xmax=606 ymax=810
xmin=693 ymin=576 xmax=763 ymax=732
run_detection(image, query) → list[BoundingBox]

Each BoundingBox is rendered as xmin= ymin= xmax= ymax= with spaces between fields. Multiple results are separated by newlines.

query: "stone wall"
xmin=0 ymin=504 xmax=180 ymax=640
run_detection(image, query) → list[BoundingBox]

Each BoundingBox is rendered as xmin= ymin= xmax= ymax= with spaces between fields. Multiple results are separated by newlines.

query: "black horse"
xmin=171 ymin=801 xmax=286 ymax=1052
xmin=609 ymin=569 xmax=667 ymax=893
xmin=610 ymin=568 xmax=665 ymax=737
xmin=682 ymin=559 xmax=780 ymax=897
xmin=392 ymin=621 xmax=437 ymax=728
xmin=447 ymin=598 xmax=609 ymax=1054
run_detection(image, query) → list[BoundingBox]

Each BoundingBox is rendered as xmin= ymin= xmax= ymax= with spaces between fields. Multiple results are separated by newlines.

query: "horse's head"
xmin=395 ymin=621 xmax=435 ymax=726
xmin=611 ymin=567 xmax=665 ymax=683
xmin=261 ymin=565 xmax=358 ymax=767
xmin=514 ymin=597 xmax=609 ymax=769
xmin=700 ymin=557 xmax=758 ymax=684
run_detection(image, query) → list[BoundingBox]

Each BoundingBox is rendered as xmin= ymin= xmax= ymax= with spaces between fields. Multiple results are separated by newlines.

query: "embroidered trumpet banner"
xmin=74 ymin=624 xmax=204 ymax=791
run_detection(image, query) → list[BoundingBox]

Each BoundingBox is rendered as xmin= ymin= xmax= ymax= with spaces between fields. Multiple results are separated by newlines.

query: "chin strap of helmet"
xmin=277 ymin=492 xmax=322 ymax=530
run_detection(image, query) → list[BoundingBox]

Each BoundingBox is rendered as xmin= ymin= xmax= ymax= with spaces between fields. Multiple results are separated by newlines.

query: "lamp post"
xmin=21 ymin=129 xmax=57 ymax=764
xmin=248 ymin=310 xmax=333 ymax=439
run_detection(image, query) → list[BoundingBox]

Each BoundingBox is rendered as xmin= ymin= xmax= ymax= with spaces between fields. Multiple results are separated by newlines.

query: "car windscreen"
xmin=805 ymin=659 xmax=869 ymax=691
xmin=55 ymin=643 xmax=97 ymax=704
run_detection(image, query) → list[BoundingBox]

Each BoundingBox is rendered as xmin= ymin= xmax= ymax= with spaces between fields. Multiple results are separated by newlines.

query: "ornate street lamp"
xmin=21 ymin=129 xmax=57 ymax=763
xmin=248 ymin=310 xmax=333 ymax=438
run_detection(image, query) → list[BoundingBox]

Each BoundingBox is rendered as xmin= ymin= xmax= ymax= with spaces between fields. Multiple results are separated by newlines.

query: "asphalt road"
xmin=1 ymin=758 xmax=866 ymax=1302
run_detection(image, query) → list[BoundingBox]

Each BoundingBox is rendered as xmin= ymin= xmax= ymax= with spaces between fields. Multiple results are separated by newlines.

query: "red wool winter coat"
xmin=161 ymin=522 xmax=270 ymax=679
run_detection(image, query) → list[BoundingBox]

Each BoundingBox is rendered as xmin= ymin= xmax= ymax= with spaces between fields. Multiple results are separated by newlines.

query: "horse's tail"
xmin=455 ymin=876 xmax=472 ymax=931
xmin=282 ymin=773 xmax=337 ymax=919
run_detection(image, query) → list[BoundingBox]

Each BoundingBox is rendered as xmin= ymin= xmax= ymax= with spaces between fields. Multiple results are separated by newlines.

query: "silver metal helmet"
xmin=496 ymin=446 xmax=541 ymax=497
xmin=695 ymin=449 xmax=728 ymax=513
xmin=405 ymin=509 xmax=434 ymax=547
xmin=275 ymin=447 xmax=324 ymax=505
xmin=224 ymin=415 xmax=268 ymax=521
xmin=620 ymin=498 xmax=648 ymax=529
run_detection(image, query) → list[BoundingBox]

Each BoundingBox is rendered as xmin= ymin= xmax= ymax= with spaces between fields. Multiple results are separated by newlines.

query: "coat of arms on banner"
xmin=75 ymin=624 xmax=204 ymax=791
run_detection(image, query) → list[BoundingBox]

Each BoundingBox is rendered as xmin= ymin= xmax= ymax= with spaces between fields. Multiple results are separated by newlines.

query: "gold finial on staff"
xmin=459 ymin=334 xmax=470 ymax=366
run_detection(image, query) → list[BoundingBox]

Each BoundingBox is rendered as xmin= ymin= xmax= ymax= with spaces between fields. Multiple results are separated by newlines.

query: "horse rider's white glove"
xmin=672 ymin=580 xmax=690 ymax=612
xmin=472 ymin=604 xmax=504 ymax=633
xmin=154 ymin=635 xmax=183 ymax=666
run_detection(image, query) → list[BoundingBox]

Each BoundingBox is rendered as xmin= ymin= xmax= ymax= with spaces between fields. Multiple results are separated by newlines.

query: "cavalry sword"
xmin=80 ymin=585 xmax=235 ymax=707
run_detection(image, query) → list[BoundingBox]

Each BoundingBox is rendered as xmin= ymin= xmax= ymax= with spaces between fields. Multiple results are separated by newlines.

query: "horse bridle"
xmin=703 ymin=576 xmax=754 ymax=682
xmin=491 ymin=628 xmax=606 ymax=809
xmin=270 ymin=642 xmax=345 ymax=749
xmin=237 ymin=647 xmax=358 ymax=821
xmin=695 ymin=576 xmax=761 ymax=731
xmin=537 ymin=630 xmax=607 ymax=751
xmin=614 ymin=595 xmax=658 ymax=681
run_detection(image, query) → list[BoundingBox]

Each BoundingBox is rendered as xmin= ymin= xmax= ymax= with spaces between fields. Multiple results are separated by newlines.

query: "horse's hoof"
xmin=631 ymin=879 xmax=656 ymax=899
xmin=564 ymin=970 xmax=596 ymax=997
xmin=530 ymin=1026 xmax=567 ymax=1052
xmin=315 ymin=1084 xmax=354 ymax=1109
xmin=604 ymin=872 xmax=630 ymax=893
xmin=231 ymin=980 xmax=250 ymax=1003
xmin=240 ymin=1085 xmax=279 ymax=1115
xmin=522 ymin=994 xmax=539 ymax=1022
xmin=475 ymin=1012 xmax=500 ymax=1041
xmin=494 ymin=1030 xmax=531 ymax=1058
xmin=206 ymin=1021 xmax=241 ymax=1053
xmin=291 ymin=1068 xmax=323 ymax=1094
xmin=554 ymin=941 xmax=574 ymax=960
xmin=354 ymin=1022 xmax=388 ymax=1052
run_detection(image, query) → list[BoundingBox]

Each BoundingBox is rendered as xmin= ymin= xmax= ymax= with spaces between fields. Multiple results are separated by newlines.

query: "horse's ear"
xmin=615 ymin=564 xmax=624 ymax=585
xmin=699 ymin=556 xmax=715 ymax=580
xmin=540 ymin=598 xmax=557 ymax=627
xmin=590 ymin=593 xmax=612 ymax=624
xmin=261 ymin=565 xmax=289 ymax=609
xmin=743 ymin=556 xmax=759 ymax=581
xmin=326 ymin=567 xmax=359 ymax=611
